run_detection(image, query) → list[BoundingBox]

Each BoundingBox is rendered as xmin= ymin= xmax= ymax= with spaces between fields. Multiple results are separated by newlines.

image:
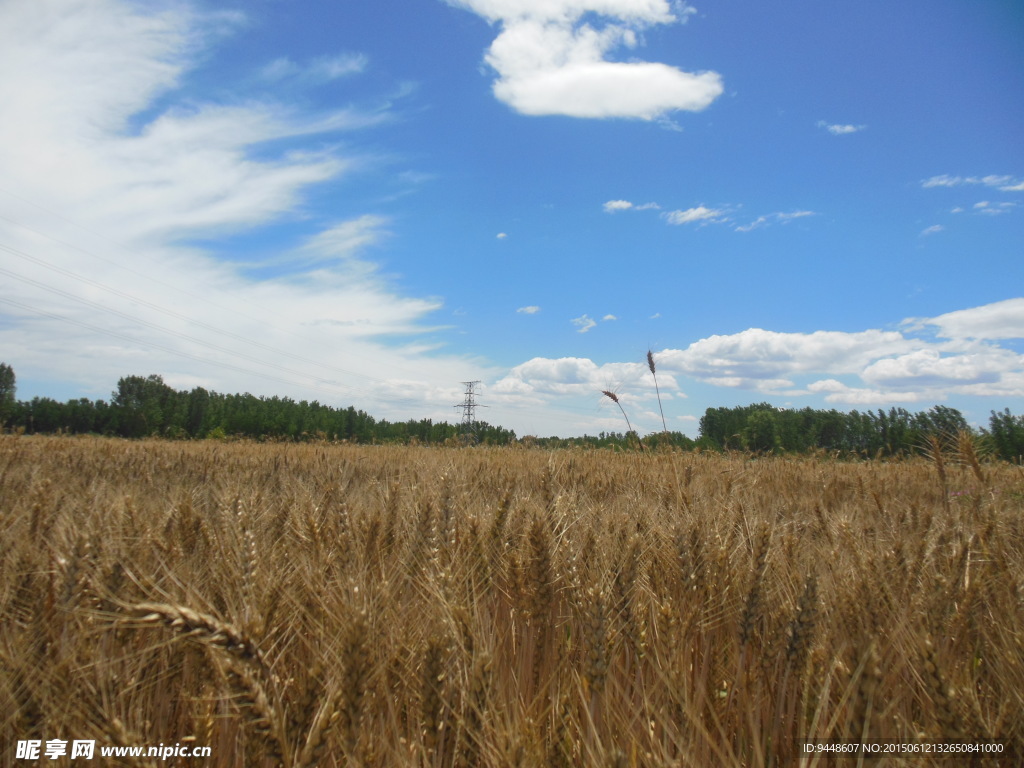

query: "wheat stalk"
xmin=647 ymin=350 xmax=668 ymax=435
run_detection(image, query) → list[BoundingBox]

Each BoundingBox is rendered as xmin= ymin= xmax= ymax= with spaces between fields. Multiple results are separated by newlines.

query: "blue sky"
xmin=0 ymin=0 xmax=1021 ymax=438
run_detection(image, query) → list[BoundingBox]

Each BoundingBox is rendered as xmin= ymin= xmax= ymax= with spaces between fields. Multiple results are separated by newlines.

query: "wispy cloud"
xmin=444 ymin=0 xmax=723 ymax=120
xmin=517 ymin=305 xmax=540 ymax=314
xmin=261 ymin=53 xmax=368 ymax=84
xmin=606 ymin=200 xmax=813 ymax=231
xmin=603 ymin=199 xmax=659 ymax=213
xmin=921 ymin=174 xmax=1024 ymax=191
xmin=663 ymin=206 xmax=730 ymax=225
xmin=973 ymin=201 xmax=1016 ymax=215
xmin=920 ymin=224 xmax=944 ymax=236
xmin=0 ymin=0 xmax=488 ymax=420
xmin=817 ymin=120 xmax=866 ymax=135
xmin=571 ymin=314 xmax=597 ymax=333
xmin=603 ymin=199 xmax=634 ymax=212
xmin=735 ymin=210 xmax=815 ymax=232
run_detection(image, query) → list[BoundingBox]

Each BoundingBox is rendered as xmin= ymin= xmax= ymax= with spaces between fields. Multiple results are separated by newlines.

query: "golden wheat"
xmin=0 ymin=435 xmax=1022 ymax=766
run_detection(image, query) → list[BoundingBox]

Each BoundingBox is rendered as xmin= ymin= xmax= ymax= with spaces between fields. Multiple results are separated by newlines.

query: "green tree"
xmin=111 ymin=374 xmax=178 ymax=437
xmin=0 ymin=362 xmax=14 ymax=427
xmin=988 ymin=409 xmax=1024 ymax=462
xmin=743 ymin=409 xmax=781 ymax=453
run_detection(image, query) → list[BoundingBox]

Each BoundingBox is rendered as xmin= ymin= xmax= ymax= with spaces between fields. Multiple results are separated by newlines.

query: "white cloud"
xmin=817 ymin=121 xmax=865 ymax=135
xmin=492 ymin=299 xmax=1024 ymax=427
xmin=602 ymin=199 xmax=658 ymax=213
xmin=571 ymin=314 xmax=597 ymax=332
xmin=650 ymin=302 xmax=1024 ymax=400
xmin=606 ymin=199 xmax=812 ymax=231
xmin=976 ymin=201 xmax=1016 ymax=215
xmin=736 ymin=210 xmax=814 ymax=232
xmin=657 ymin=328 xmax=914 ymax=387
xmin=517 ymin=305 xmax=541 ymax=314
xmin=806 ymin=380 xmax=931 ymax=405
xmin=663 ymin=205 xmax=729 ymax=225
xmin=602 ymin=314 xmax=617 ymax=321
xmin=492 ymin=355 xmax=677 ymax=399
xmin=603 ymin=199 xmax=633 ymax=212
xmin=920 ymin=224 xmax=944 ymax=236
xmin=497 ymin=232 xmax=508 ymax=238
xmin=446 ymin=0 xmax=723 ymax=119
xmin=0 ymin=0 xmax=491 ymax=421
xmin=860 ymin=348 xmax=1011 ymax=389
xmin=921 ymin=174 xmax=1024 ymax=191
xmin=261 ymin=53 xmax=368 ymax=84
xmin=905 ymin=298 xmax=1024 ymax=340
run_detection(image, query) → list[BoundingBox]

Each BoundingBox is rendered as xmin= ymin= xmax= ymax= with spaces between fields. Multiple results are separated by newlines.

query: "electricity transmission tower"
xmin=453 ymin=380 xmax=487 ymax=444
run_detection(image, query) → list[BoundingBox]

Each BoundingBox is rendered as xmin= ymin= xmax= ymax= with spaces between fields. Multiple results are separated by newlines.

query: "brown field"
xmin=2 ymin=435 xmax=1023 ymax=767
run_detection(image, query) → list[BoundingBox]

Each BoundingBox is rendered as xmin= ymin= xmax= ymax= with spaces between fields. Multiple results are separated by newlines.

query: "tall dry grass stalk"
xmin=601 ymin=390 xmax=640 ymax=450
xmin=647 ymin=349 xmax=668 ymax=435
xmin=0 ymin=434 xmax=1022 ymax=766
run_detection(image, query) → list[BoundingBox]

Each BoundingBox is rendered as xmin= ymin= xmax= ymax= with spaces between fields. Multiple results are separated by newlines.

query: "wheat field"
xmin=2 ymin=435 xmax=1022 ymax=766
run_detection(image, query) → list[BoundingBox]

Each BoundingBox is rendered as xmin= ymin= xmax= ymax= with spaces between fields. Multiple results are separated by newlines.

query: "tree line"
xmin=0 ymin=363 xmax=1022 ymax=460
xmin=0 ymin=367 xmax=515 ymax=445
xmin=696 ymin=401 xmax=1024 ymax=461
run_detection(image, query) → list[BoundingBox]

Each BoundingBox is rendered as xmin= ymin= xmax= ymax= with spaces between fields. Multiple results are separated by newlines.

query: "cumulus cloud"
xmin=905 ymin=298 xmax=1024 ymax=340
xmin=602 ymin=314 xmax=617 ymax=321
xmin=492 ymin=355 xmax=677 ymax=399
xmin=517 ymin=305 xmax=541 ymax=314
xmin=657 ymin=328 xmax=915 ymax=387
xmin=806 ymin=380 xmax=931 ymax=405
xmin=652 ymin=301 xmax=1024 ymax=401
xmin=817 ymin=121 xmax=865 ymax=135
xmin=445 ymin=0 xmax=723 ymax=119
xmin=492 ymin=299 xmax=1023 ymax=426
xmin=860 ymin=348 xmax=1008 ymax=389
